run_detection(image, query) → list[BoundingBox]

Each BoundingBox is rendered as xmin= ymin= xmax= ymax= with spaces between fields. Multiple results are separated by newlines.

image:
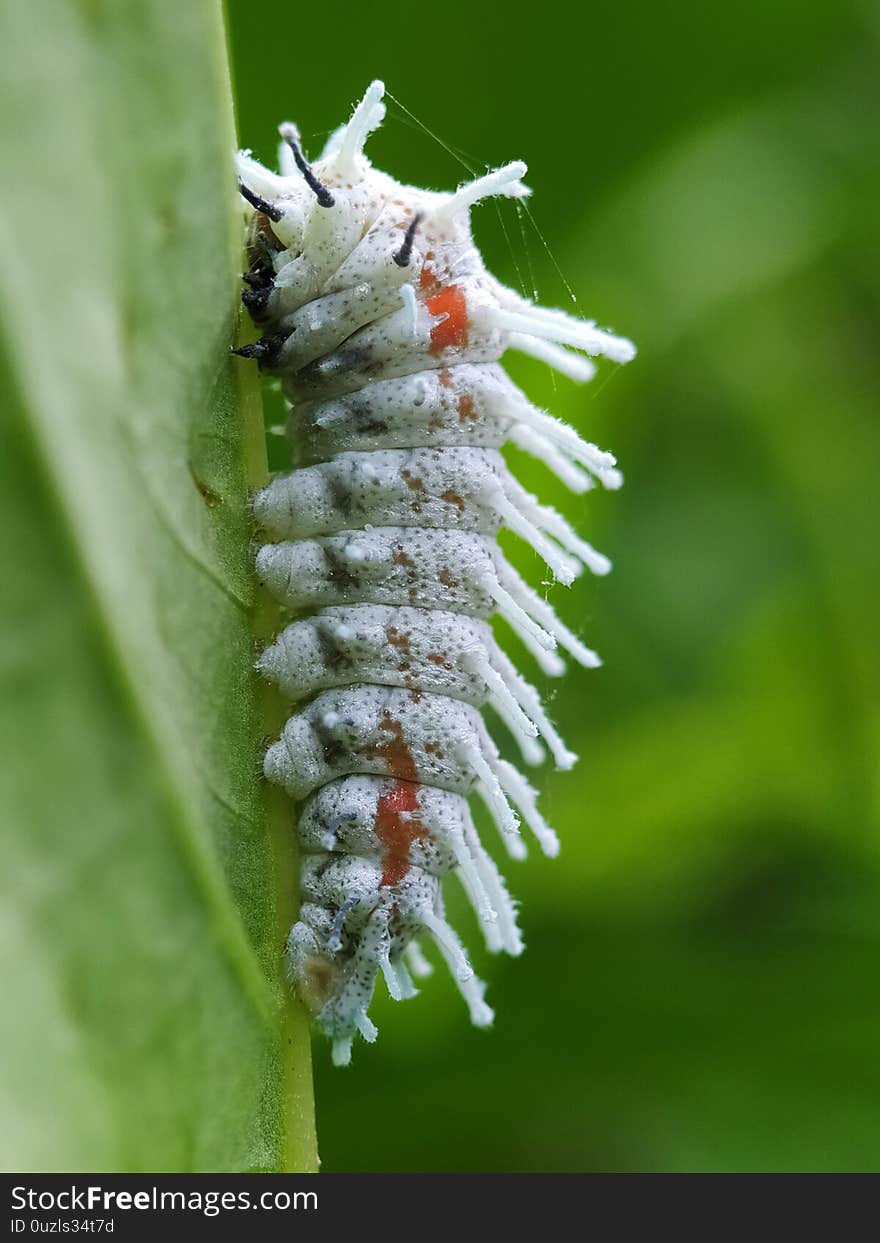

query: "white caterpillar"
xmin=235 ymin=81 xmax=635 ymax=1065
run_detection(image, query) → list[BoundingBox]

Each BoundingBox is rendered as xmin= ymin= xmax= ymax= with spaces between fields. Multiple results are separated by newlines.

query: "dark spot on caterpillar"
xmin=437 ymin=569 xmax=457 ymax=588
xmin=322 ymin=544 xmax=357 ymax=589
xmin=344 ymin=399 xmax=389 ymax=436
xmin=316 ymin=618 xmax=352 ymax=669
xmin=326 ymin=466 xmax=356 ymax=516
xmin=392 ymin=547 xmax=415 ymax=569
xmin=315 ymin=722 xmax=349 ymax=766
xmin=311 ymin=346 xmax=370 ymax=383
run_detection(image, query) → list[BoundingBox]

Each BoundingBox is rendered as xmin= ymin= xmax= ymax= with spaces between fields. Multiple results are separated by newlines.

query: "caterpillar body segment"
xmin=262 ymin=683 xmax=558 ymax=857
xmin=254 ymin=447 xmax=607 ymax=585
xmin=255 ymin=527 xmax=598 ymax=673
xmin=237 ymin=80 xmax=634 ymax=1062
xmin=256 ymin=604 xmax=564 ymax=766
xmin=287 ymin=365 xmax=621 ymax=494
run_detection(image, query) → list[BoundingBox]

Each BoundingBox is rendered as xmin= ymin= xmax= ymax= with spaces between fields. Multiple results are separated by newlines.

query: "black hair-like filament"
xmin=279 ymin=124 xmax=336 ymax=209
xmin=237 ymin=179 xmax=283 ymax=222
xmin=393 ymin=212 xmax=422 ymax=268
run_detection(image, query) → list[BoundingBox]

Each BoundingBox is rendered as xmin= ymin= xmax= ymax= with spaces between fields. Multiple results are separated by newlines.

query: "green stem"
xmin=222 ymin=6 xmax=318 ymax=1173
xmin=235 ymin=344 xmax=319 ymax=1173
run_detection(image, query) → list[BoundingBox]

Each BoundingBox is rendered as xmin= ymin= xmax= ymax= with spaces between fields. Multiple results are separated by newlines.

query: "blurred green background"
xmin=228 ymin=0 xmax=880 ymax=1171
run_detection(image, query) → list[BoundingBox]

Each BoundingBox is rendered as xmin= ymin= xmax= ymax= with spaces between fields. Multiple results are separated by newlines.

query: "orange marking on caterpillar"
xmin=457 ymin=393 xmax=477 ymax=422
xmin=374 ymin=780 xmax=428 ymax=887
xmin=441 ymin=488 xmax=465 ymax=513
xmin=367 ymin=713 xmax=418 ymax=781
xmin=427 ymin=285 xmax=469 ymax=354
xmin=419 ymin=252 xmax=439 ymax=293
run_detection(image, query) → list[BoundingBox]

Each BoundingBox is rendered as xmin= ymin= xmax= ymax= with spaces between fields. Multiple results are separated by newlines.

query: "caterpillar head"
xmin=236 ymin=80 xmax=531 ymax=322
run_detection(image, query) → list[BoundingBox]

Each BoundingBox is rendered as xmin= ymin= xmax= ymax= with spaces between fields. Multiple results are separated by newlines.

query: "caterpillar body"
xmin=235 ymin=81 xmax=635 ymax=1065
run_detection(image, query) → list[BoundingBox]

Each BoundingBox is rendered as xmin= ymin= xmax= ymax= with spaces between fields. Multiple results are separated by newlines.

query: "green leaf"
xmin=0 ymin=0 xmax=316 ymax=1171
